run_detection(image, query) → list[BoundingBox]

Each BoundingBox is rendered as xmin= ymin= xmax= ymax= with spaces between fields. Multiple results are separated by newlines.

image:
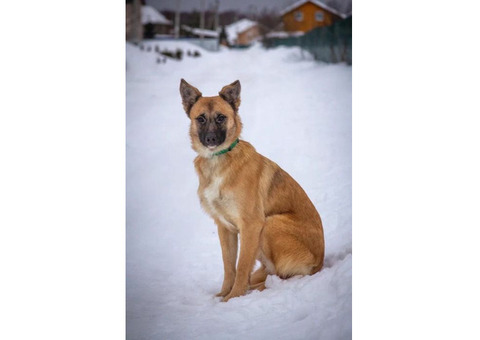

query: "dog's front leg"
xmin=222 ymin=220 xmax=262 ymax=302
xmin=215 ymin=221 xmax=238 ymax=298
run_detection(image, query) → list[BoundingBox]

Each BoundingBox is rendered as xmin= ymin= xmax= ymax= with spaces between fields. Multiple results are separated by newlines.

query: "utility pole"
xmin=174 ymin=0 xmax=181 ymax=39
xmin=214 ymin=0 xmax=220 ymax=51
xmin=214 ymin=0 xmax=219 ymax=32
xmin=200 ymin=0 xmax=205 ymax=40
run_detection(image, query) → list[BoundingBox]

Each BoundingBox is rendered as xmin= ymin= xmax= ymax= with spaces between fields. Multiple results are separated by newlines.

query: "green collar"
xmin=213 ymin=138 xmax=239 ymax=156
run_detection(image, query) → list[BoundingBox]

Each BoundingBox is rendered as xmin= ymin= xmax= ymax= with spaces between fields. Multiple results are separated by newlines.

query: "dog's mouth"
xmin=200 ymin=130 xmax=226 ymax=150
xmin=200 ymin=139 xmax=221 ymax=150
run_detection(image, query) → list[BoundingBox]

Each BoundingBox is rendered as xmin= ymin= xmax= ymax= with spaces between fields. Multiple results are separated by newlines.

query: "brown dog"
xmin=180 ymin=79 xmax=325 ymax=302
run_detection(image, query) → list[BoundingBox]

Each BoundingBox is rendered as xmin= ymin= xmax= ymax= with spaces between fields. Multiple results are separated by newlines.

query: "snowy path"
xmin=126 ymin=41 xmax=352 ymax=339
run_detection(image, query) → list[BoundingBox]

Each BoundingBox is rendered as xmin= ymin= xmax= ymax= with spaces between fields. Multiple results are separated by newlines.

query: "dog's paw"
xmin=221 ymin=288 xmax=246 ymax=302
xmin=222 ymin=292 xmax=240 ymax=302
xmin=216 ymin=280 xmax=235 ymax=298
xmin=215 ymin=289 xmax=231 ymax=298
xmin=221 ymin=294 xmax=235 ymax=302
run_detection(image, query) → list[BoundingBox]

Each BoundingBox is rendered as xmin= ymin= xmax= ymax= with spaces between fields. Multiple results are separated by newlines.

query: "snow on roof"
xmin=141 ymin=5 xmax=172 ymax=25
xmin=191 ymin=28 xmax=219 ymax=38
xmin=266 ymin=31 xmax=305 ymax=38
xmin=266 ymin=31 xmax=290 ymax=39
xmin=181 ymin=25 xmax=219 ymax=38
xmin=280 ymin=0 xmax=350 ymax=19
xmin=225 ymin=19 xmax=258 ymax=45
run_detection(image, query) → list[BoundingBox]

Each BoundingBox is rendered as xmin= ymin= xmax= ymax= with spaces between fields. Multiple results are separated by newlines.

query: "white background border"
xmin=1 ymin=1 xmax=125 ymax=338
xmin=1 ymin=0 xmax=480 ymax=339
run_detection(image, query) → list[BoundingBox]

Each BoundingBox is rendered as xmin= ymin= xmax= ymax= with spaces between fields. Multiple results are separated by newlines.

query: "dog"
xmin=180 ymin=79 xmax=325 ymax=302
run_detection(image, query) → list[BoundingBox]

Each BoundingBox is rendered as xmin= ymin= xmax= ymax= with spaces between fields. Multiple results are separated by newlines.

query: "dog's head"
xmin=180 ymin=79 xmax=243 ymax=157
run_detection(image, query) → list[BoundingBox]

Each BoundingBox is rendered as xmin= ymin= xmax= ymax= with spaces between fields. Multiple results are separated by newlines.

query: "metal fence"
xmin=263 ymin=17 xmax=352 ymax=64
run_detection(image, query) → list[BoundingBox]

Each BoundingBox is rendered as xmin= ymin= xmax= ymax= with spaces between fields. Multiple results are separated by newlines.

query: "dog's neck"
xmin=212 ymin=138 xmax=239 ymax=156
xmin=194 ymin=139 xmax=251 ymax=182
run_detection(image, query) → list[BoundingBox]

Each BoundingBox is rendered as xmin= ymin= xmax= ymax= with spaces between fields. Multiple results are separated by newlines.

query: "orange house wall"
xmin=237 ymin=25 xmax=260 ymax=45
xmin=282 ymin=2 xmax=338 ymax=32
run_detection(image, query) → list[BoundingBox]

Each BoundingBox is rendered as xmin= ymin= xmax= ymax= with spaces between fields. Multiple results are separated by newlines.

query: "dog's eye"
xmin=196 ymin=116 xmax=206 ymax=124
xmin=216 ymin=115 xmax=226 ymax=123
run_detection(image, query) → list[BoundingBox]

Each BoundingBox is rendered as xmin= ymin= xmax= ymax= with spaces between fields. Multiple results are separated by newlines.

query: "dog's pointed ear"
xmin=180 ymin=79 xmax=202 ymax=117
xmin=219 ymin=80 xmax=241 ymax=112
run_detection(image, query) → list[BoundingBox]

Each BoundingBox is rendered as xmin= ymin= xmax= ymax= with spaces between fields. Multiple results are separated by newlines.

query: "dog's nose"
xmin=205 ymin=132 xmax=217 ymax=145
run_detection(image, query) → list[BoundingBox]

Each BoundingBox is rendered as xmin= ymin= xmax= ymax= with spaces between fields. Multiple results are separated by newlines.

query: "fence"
xmin=181 ymin=38 xmax=219 ymax=52
xmin=148 ymin=37 xmax=220 ymax=52
xmin=263 ymin=17 xmax=352 ymax=64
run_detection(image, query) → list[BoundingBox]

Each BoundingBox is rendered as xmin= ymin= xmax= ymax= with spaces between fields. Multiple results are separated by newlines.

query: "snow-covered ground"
xmin=126 ymin=40 xmax=352 ymax=339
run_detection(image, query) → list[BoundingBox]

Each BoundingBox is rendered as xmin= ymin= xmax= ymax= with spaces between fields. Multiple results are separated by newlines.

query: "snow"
xmin=141 ymin=5 xmax=171 ymax=25
xmin=182 ymin=25 xmax=219 ymax=38
xmin=279 ymin=0 xmax=350 ymax=19
xmin=266 ymin=31 xmax=305 ymax=38
xmin=225 ymin=18 xmax=257 ymax=45
xmin=126 ymin=41 xmax=351 ymax=339
xmin=266 ymin=31 xmax=291 ymax=39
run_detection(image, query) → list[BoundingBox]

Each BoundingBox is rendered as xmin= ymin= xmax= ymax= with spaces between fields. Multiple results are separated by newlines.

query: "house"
xmin=141 ymin=5 xmax=172 ymax=38
xmin=225 ymin=19 xmax=261 ymax=47
xmin=280 ymin=0 xmax=350 ymax=33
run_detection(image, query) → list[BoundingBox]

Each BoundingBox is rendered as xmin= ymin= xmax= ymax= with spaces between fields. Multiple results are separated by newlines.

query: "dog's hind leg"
xmin=261 ymin=214 xmax=324 ymax=279
xmin=249 ymin=265 xmax=267 ymax=291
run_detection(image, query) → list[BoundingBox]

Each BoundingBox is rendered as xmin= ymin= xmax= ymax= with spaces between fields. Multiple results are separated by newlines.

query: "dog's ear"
xmin=180 ymin=79 xmax=202 ymax=117
xmin=219 ymin=80 xmax=241 ymax=112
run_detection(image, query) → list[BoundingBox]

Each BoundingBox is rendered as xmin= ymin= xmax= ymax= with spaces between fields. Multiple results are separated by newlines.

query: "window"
xmin=315 ymin=11 xmax=324 ymax=22
xmin=294 ymin=11 xmax=303 ymax=22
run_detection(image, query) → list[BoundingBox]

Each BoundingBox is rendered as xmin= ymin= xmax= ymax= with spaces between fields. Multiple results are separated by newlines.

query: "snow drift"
xmin=126 ymin=41 xmax=352 ymax=339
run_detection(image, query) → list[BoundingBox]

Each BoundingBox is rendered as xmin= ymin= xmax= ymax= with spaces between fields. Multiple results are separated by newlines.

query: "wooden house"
xmin=225 ymin=19 xmax=261 ymax=47
xmin=141 ymin=5 xmax=172 ymax=38
xmin=280 ymin=0 xmax=349 ymax=33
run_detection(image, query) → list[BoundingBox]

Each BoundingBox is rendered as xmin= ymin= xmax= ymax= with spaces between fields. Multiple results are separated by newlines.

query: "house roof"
xmin=225 ymin=19 xmax=258 ymax=44
xmin=280 ymin=0 xmax=351 ymax=19
xmin=141 ymin=5 xmax=172 ymax=25
xmin=181 ymin=25 xmax=219 ymax=38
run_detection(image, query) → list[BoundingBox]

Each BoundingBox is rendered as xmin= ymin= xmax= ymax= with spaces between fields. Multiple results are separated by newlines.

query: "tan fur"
xmin=180 ymin=79 xmax=324 ymax=302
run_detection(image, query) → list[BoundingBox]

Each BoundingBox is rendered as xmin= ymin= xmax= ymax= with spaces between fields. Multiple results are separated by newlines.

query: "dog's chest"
xmin=199 ymin=175 xmax=238 ymax=232
xmin=203 ymin=177 xmax=223 ymax=206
